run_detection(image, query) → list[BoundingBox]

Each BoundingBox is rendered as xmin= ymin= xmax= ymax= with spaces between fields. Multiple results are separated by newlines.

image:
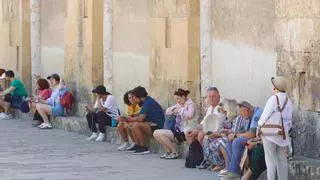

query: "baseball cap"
xmin=47 ymin=73 xmax=60 ymax=82
xmin=238 ymin=101 xmax=252 ymax=109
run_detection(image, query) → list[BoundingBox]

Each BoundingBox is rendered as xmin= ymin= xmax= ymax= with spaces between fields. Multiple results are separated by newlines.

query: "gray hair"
xmin=221 ymin=99 xmax=238 ymax=120
xmin=207 ymin=87 xmax=219 ymax=94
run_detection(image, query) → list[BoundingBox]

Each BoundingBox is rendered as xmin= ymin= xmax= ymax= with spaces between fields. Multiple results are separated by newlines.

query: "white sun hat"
xmin=202 ymin=114 xmax=221 ymax=133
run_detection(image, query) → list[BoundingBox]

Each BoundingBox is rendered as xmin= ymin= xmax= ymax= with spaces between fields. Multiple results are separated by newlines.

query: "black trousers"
xmin=86 ymin=111 xmax=112 ymax=133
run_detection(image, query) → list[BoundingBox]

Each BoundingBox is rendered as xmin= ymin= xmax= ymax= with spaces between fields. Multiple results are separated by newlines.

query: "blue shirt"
xmin=248 ymin=107 xmax=263 ymax=134
xmin=47 ymin=87 xmax=67 ymax=107
xmin=139 ymin=96 xmax=165 ymax=128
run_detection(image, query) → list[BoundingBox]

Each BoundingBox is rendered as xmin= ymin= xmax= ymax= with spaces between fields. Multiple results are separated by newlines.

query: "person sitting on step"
xmin=85 ymin=85 xmax=120 ymax=142
xmin=153 ymin=88 xmax=197 ymax=159
xmin=187 ymin=87 xmax=223 ymax=146
xmin=0 ymin=70 xmax=28 ymax=120
xmin=28 ymin=77 xmax=52 ymax=127
xmin=35 ymin=74 xmax=67 ymax=129
xmin=124 ymin=86 xmax=165 ymax=155
xmin=0 ymin=69 xmax=9 ymax=113
xmin=117 ymin=90 xmax=141 ymax=151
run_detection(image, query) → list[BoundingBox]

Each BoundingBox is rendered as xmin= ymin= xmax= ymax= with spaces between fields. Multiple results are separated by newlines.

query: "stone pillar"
xmin=20 ymin=0 xmax=31 ymax=93
xmin=30 ymin=0 xmax=41 ymax=89
xmin=64 ymin=0 xmax=104 ymax=116
xmin=200 ymin=0 xmax=212 ymax=99
xmin=275 ymin=0 xmax=320 ymax=159
xmin=103 ymin=0 xmax=113 ymax=92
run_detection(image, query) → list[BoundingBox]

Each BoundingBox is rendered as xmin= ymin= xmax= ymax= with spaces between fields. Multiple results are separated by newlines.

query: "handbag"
xmin=260 ymin=95 xmax=288 ymax=140
xmin=164 ymin=115 xmax=177 ymax=130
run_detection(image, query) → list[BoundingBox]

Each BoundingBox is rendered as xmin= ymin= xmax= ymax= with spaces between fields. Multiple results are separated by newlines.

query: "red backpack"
xmin=60 ymin=91 xmax=74 ymax=109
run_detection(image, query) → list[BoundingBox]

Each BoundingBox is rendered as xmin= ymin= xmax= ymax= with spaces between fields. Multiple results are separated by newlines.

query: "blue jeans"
xmin=226 ymin=137 xmax=249 ymax=175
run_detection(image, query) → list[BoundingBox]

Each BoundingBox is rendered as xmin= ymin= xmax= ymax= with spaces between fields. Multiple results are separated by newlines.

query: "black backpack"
xmin=185 ymin=140 xmax=204 ymax=168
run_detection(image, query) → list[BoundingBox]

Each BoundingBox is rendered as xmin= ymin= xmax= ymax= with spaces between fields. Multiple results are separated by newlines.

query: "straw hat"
xmin=271 ymin=76 xmax=287 ymax=92
xmin=202 ymin=114 xmax=221 ymax=132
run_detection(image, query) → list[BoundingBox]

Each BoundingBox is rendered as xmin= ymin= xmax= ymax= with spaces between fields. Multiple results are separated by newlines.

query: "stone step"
xmin=52 ymin=116 xmax=189 ymax=157
xmin=12 ymin=110 xmax=320 ymax=180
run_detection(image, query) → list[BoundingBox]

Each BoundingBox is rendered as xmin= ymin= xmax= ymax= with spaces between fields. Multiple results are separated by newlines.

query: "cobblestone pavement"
xmin=0 ymin=119 xmax=220 ymax=180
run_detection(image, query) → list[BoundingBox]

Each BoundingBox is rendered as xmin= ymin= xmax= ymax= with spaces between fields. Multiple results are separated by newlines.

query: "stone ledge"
xmin=289 ymin=156 xmax=320 ymax=180
xmin=51 ymin=116 xmax=189 ymax=157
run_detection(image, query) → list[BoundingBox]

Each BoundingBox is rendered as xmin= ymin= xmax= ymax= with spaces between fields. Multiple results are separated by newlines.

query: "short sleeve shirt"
xmin=139 ymin=96 xmax=165 ymax=128
xmin=248 ymin=107 xmax=263 ymax=134
xmin=127 ymin=104 xmax=141 ymax=116
xmin=94 ymin=95 xmax=120 ymax=118
xmin=10 ymin=79 xmax=28 ymax=97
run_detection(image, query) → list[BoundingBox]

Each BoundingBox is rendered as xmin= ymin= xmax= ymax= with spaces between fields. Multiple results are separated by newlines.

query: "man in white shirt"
xmin=186 ymin=87 xmax=222 ymax=145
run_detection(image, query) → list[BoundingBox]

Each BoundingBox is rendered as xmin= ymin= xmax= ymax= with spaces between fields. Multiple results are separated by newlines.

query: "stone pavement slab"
xmin=0 ymin=119 xmax=220 ymax=180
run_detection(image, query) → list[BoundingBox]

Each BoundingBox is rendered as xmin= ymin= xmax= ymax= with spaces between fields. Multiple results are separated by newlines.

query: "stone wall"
xmin=0 ymin=0 xmax=31 ymax=92
xmin=275 ymin=0 xmax=320 ymax=159
xmin=112 ymin=0 xmax=150 ymax=112
xmin=149 ymin=0 xmax=201 ymax=109
xmin=64 ymin=0 xmax=104 ymax=115
xmin=209 ymin=0 xmax=277 ymax=107
xmin=40 ymin=0 xmax=65 ymax=77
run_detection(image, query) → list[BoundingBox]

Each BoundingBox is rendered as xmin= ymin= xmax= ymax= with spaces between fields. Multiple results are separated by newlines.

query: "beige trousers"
xmin=262 ymin=138 xmax=288 ymax=180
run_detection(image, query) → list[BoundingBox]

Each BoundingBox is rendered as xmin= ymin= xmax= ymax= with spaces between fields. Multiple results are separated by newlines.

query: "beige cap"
xmin=271 ymin=76 xmax=287 ymax=92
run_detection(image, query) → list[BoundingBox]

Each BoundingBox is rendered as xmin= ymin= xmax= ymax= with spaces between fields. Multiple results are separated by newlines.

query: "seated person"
xmin=35 ymin=74 xmax=66 ymax=129
xmin=153 ymin=89 xmax=197 ymax=159
xmin=85 ymin=85 xmax=120 ymax=142
xmin=117 ymin=90 xmax=141 ymax=151
xmin=0 ymin=69 xmax=8 ymax=112
xmin=241 ymin=138 xmax=266 ymax=180
xmin=29 ymin=78 xmax=52 ymax=126
xmin=202 ymin=99 xmax=249 ymax=172
xmin=187 ymin=87 xmax=222 ymax=145
xmin=0 ymin=70 xmax=28 ymax=120
xmin=220 ymin=101 xmax=263 ymax=179
xmin=122 ymin=86 xmax=165 ymax=155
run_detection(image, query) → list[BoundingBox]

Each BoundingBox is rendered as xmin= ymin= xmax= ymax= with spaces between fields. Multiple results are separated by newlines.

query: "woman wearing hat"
xmin=85 ymin=85 xmax=120 ymax=142
xmin=202 ymin=99 xmax=249 ymax=171
xmin=153 ymin=89 xmax=197 ymax=159
xmin=256 ymin=76 xmax=293 ymax=180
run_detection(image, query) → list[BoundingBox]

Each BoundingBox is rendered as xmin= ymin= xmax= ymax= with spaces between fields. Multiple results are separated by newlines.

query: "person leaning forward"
xmin=122 ymin=86 xmax=165 ymax=155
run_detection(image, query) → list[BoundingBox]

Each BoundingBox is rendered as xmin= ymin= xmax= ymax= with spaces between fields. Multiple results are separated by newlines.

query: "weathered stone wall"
xmin=0 ymin=0 xmax=21 ymax=74
xmin=149 ymin=0 xmax=201 ymax=109
xmin=64 ymin=0 xmax=104 ymax=115
xmin=0 ymin=0 xmax=31 ymax=92
xmin=275 ymin=0 xmax=320 ymax=159
xmin=112 ymin=0 xmax=151 ymax=112
xmin=210 ymin=0 xmax=277 ymax=107
xmin=40 ymin=0 xmax=65 ymax=77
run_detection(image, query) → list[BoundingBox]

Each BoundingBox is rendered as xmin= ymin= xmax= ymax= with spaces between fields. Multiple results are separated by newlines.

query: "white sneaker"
xmin=218 ymin=169 xmax=228 ymax=177
xmin=95 ymin=133 xmax=105 ymax=142
xmin=0 ymin=113 xmax=12 ymax=120
xmin=39 ymin=123 xmax=52 ymax=129
xmin=126 ymin=143 xmax=135 ymax=151
xmin=86 ymin=133 xmax=98 ymax=141
xmin=118 ymin=142 xmax=130 ymax=151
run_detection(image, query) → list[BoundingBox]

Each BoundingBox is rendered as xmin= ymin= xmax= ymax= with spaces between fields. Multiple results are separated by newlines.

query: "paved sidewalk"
xmin=0 ymin=119 xmax=220 ymax=180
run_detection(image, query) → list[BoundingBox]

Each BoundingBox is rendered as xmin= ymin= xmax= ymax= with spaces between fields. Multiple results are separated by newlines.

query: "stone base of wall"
xmin=293 ymin=109 xmax=320 ymax=159
xmin=13 ymin=110 xmax=320 ymax=180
